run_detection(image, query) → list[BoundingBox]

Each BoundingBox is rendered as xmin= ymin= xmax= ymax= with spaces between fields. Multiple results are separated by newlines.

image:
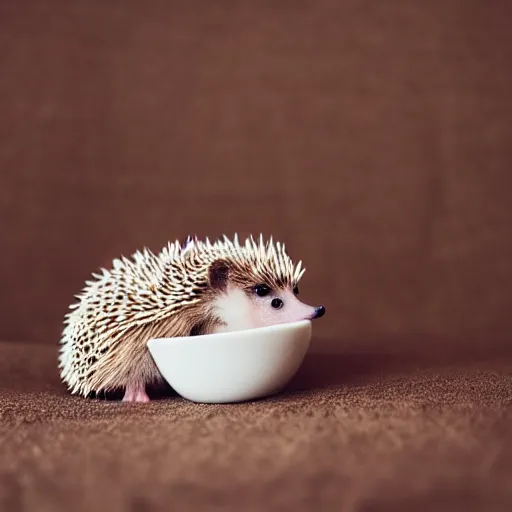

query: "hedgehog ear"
xmin=208 ymin=260 xmax=230 ymax=291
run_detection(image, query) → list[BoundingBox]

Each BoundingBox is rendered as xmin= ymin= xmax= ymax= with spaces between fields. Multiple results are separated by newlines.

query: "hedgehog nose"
xmin=313 ymin=305 xmax=325 ymax=318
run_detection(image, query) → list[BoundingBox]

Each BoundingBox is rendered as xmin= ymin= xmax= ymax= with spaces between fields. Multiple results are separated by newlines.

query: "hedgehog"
xmin=59 ymin=234 xmax=326 ymax=402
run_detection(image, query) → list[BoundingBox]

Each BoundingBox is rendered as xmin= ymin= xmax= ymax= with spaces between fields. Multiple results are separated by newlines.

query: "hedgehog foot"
xmin=122 ymin=384 xmax=150 ymax=403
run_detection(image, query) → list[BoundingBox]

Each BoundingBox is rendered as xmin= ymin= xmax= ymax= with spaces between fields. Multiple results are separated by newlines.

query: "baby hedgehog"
xmin=59 ymin=234 xmax=326 ymax=402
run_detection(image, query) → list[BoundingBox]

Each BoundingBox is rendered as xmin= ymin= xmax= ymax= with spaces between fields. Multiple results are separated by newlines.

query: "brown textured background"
xmin=1 ymin=0 xmax=511 ymax=353
xmin=1 ymin=2 xmax=512 ymax=511
xmin=1 ymin=342 xmax=512 ymax=512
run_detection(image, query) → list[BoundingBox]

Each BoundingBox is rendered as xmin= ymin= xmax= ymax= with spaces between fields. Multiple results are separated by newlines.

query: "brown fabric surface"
xmin=1 ymin=1 xmax=512 ymax=349
xmin=1 ymin=341 xmax=512 ymax=512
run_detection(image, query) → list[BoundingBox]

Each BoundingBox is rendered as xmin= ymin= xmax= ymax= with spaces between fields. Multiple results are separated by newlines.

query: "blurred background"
xmin=1 ymin=1 xmax=511 ymax=356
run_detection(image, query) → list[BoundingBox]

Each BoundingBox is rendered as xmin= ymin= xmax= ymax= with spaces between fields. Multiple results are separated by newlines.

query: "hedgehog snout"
xmin=313 ymin=305 xmax=326 ymax=319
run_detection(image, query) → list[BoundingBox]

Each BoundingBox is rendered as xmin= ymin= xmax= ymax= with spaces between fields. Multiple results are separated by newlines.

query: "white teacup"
xmin=147 ymin=320 xmax=312 ymax=403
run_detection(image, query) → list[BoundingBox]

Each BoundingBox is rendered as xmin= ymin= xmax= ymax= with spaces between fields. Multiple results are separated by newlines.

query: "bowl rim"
xmin=148 ymin=319 xmax=312 ymax=347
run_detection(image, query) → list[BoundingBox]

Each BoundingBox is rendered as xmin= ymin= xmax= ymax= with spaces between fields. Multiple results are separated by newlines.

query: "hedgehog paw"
xmin=122 ymin=384 xmax=150 ymax=403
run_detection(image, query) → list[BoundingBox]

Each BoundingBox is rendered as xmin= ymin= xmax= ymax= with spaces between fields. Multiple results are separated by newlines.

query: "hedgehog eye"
xmin=293 ymin=286 xmax=299 ymax=296
xmin=254 ymin=285 xmax=271 ymax=297
xmin=271 ymin=298 xmax=284 ymax=309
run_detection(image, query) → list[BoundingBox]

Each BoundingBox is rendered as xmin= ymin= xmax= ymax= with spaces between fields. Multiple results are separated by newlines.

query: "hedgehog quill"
xmin=59 ymin=234 xmax=326 ymax=402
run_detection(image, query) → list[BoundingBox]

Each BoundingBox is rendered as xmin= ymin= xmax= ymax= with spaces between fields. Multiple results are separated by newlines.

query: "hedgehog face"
xmin=207 ymin=249 xmax=325 ymax=334
xmin=247 ymin=283 xmax=322 ymax=327
xmin=211 ymin=281 xmax=324 ymax=333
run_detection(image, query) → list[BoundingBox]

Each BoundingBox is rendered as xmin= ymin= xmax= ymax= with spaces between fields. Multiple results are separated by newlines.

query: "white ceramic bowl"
xmin=147 ymin=320 xmax=312 ymax=403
